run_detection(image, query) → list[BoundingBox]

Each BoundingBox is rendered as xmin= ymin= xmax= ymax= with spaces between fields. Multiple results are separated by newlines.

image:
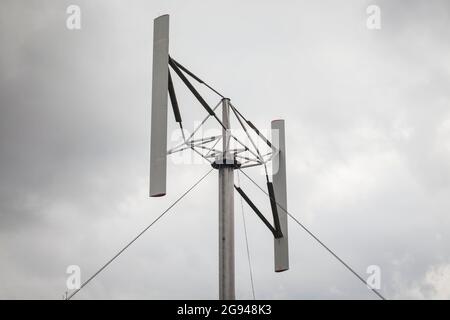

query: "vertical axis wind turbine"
xmin=150 ymin=14 xmax=289 ymax=300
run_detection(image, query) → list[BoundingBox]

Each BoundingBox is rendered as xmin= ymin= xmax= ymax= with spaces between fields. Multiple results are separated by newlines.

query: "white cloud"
xmin=398 ymin=263 xmax=450 ymax=299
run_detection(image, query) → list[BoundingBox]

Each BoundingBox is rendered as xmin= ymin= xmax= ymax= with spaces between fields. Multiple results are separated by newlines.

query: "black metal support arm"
xmin=235 ymin=185 xmax=283 ymax=239
xmin=170 ymin=57 xmax=225 ymax=98
xmin=168 ymin=57 xmax=215 ymax=115
xmin=247 ymin=120 xmax=273 ymax=149
xmin=168 ymin=69 xmax=182 ymax=123
xmin=267 ymin=181 xmax=282 ymax=237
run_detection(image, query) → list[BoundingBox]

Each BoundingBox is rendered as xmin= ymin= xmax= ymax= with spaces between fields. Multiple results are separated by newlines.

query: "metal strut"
xmin=168 ymin=57 xmax=216 ymax=115
xmin=168 ymin=69 xmax=182 ymax=123
xmin=234 ymin=185 xmax=283 ymax=239
xmin=170 ymin=57 xmax=225 ymax=98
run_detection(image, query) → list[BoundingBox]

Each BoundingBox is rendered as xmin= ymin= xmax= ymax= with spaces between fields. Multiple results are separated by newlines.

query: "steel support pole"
xmin=219 ymin=98 xmax=235 ymax=300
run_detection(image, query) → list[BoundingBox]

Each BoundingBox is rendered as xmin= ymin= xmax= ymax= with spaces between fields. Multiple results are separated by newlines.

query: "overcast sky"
xmin=1 ymin=0 xmax=450 ymax=299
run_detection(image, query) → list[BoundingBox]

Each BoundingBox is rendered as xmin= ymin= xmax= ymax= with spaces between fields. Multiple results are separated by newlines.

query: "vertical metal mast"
xmin=219 ymin=98 xmax=235 ymax=300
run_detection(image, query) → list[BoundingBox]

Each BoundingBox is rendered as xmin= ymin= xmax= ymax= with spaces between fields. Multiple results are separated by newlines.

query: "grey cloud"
xmin=1 ymin=0 xmax=450 ymax=299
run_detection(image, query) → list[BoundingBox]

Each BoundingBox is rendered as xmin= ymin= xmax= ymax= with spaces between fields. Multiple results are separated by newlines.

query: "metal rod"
xmin=188 ymin=135 xmax=220 ymax=145
xmin=192 ymin=145 xmax=220 ymax=153
xmin=235 ymin=154 xmax=262 ymax=163
xmin=229 ymin=148 xmax=247 ymax=154
xmin=169 ymin=57 xmax=216 ymax=115
xmin=234 ymin=186 xmax=278 ymax=237
xmin=170 ymin=100 xmax=222 ymax=152
xmin=190 ymin=145 xmax=214 ymax=164
xmin=219 ymin=98 xmax=235 ymax=300
xmin=168 ymin=69 xmax=182 ymax=123
xmin=168 ymin=137 xmax=218 ymax=155
xmin=239 ymin=163 xmax=264 ymax=169
xmin=170 ymin=56 xmax=225 ymax=98
xmin=229 ymin=101 xmax=274 ymax=149
xmin=230 ymin=135 xmax=261 ymax=161
xmin=205 ymin=136 xmax=222 ymax=158
xmin=185 ymin=100 xmax=222 ymax=142
xmin=230 ymin=104 xmax=264 ymax=163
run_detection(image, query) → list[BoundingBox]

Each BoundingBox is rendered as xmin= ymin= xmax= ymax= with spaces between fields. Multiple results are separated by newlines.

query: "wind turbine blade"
xmin=272 ymin=120 xmax=289 ymax=272
xmin=150 ymin=14 xmax=170 ymax=197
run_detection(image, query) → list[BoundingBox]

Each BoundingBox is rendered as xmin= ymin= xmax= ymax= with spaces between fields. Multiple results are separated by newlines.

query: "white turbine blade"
xmin=272 ymin=119 xmax=289 ymax=272
xmin=150 ymin=14 xmax=170 ymax=197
